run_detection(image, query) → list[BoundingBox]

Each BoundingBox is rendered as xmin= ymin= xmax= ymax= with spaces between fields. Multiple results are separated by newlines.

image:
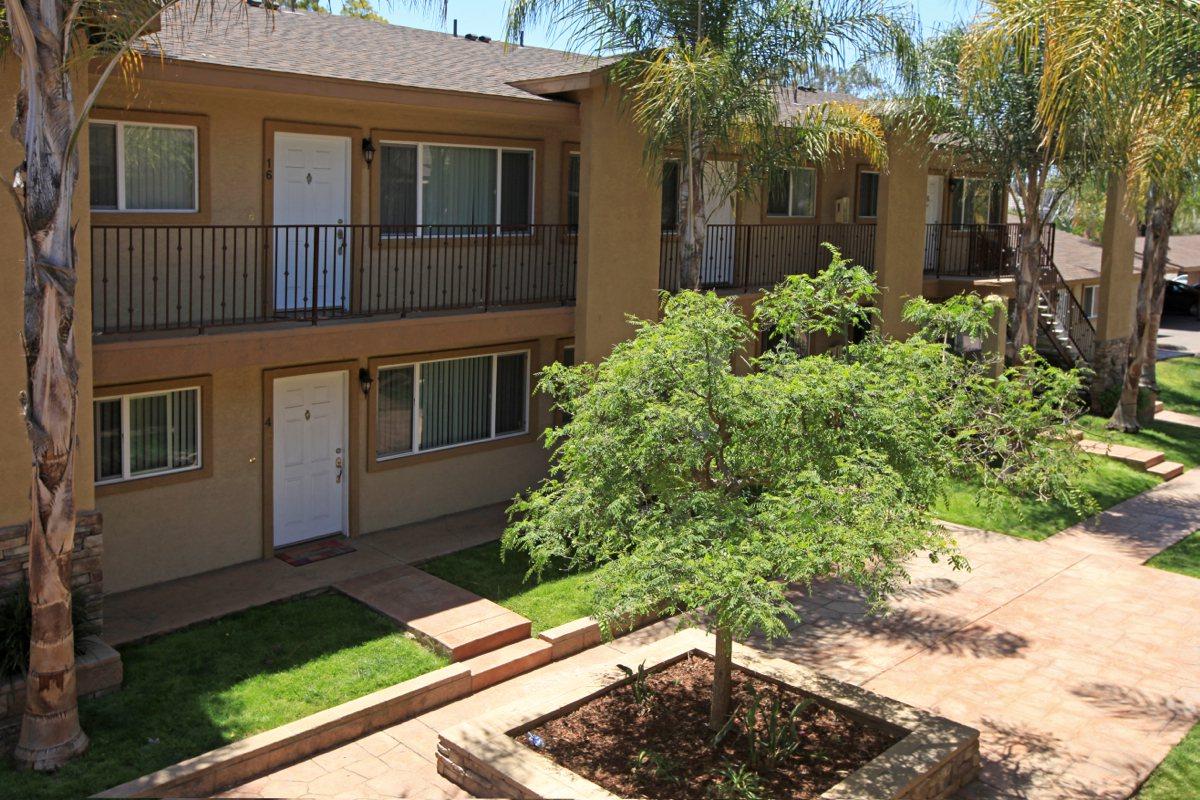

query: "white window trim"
xmin=376 ymin=349 xmax=530 ymax=461
xmin=90 ymin=120 xmax=199 ymax=213
xmin=766 ymin=166 xmax=817 ymax=219
xmin=378 ymin=140 xmax=536 ymax=234
xmin=858 ymin=170 xmax=880 ymax=220
xmin=95 ymin=385 xmax=203 ymax=485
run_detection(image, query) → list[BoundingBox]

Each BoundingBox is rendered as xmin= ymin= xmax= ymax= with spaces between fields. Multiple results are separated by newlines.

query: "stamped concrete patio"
xmin=204 ymin=470 xmax=1200 ymax=800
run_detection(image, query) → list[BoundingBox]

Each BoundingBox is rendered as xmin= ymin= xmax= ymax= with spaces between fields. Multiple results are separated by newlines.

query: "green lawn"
xmin=420 ymin=541 xmax=596 ymax=634
xmin=1147 ymin=531 xmax=1200 ymax=579
xmin=0 ymin=593 xmax=447 ymax=800
xmin=1157 ymin=356 xmax=1200 ymax=417
xmin=933 ymin=455 xmax=1158 ymax=540
xmin=1137 ymin=721 xmax=1200 ymax=799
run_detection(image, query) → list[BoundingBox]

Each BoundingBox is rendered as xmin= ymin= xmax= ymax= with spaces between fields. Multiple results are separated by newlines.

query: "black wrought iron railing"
xmin=90 ymin=224 xmax=578 ymax=335
xmin=659 ymin=223 xmax=876 ymax=293
xmin=1037 ymin=255 xmax=1097 ymax=364
xmin=923 ymin=223 xmax=1056 ymax=279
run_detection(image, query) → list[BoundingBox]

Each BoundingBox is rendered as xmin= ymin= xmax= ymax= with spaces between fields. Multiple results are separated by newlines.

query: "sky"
xmin=376 ymin=1 xmax=985 ymax=50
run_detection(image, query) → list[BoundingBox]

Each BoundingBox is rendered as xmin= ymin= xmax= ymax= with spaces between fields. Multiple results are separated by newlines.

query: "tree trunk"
xmin=1143 ymin=206 xmax=1175 ymax=392
xmin=709 ymin=626 xmax=734 ymax=732
xmin=1108 ymin=192 xmax=1174 ymax=432
xmin=1011 ymin=182 xmax=1044 ymax=360
xmin=678 ymin=127 xmax=706 ymax=291
xmin=7 ymin=0 xmax=89 ymax=770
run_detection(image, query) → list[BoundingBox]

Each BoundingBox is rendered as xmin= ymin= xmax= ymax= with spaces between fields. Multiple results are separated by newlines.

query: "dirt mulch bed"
xmin=516 ymin=654 xmax=899 ymax=799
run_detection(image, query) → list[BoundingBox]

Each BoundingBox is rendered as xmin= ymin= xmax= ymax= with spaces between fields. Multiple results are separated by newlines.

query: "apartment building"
xmin=0 ymin=5 xmax=1073 ymax=608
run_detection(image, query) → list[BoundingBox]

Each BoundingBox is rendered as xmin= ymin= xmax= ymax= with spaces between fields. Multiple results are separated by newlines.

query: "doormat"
xmin=276 ymin=537 xmax=356 ymax=567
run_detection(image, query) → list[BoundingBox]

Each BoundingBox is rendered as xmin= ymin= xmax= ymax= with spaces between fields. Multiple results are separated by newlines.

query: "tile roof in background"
xmin=147 ymin=1 xmax=603 ymax=101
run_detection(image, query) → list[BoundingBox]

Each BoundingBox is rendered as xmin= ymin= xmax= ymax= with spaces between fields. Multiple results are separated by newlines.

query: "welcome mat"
xmin=276 ymin=537 xmax=356 ymax=567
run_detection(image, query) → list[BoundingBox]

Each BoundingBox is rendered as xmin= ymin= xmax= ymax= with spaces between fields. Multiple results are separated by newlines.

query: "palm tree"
xmin=0 ymin=0 xmax=449 ymax=770
xmin=892 ymin=28 xmax=1097 ymax=358
xmin=966 ymin=0 xmax=1200 ymax=401
xmin=504 ymin=0 xmax=916 ymax=290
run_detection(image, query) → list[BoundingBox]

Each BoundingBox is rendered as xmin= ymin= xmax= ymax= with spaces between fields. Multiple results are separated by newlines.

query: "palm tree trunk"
xmin=7 ymin=0 xmax=89 ymax=770
xmin=678 ymin=127 xmax=706 ymax=291
xmin=709 ymin=625 xmax=734 ymax=732
xmin=1143 ymin=198 xmax=1176 ymax=393
xmin=1011 ymin=180 xmax=1044 ymax=359
xmin=1108 ymin=192 xmax=1173 ymax=432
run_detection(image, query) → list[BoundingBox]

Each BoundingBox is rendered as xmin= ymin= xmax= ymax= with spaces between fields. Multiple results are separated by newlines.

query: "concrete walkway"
xmin=212 ymin=474 xmax=1200 ymax=800
xmin=104 ymin=504 xmax=508 ymax=646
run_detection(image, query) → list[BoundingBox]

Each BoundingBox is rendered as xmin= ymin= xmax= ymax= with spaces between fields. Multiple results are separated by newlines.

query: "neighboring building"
xmin=0 ymin=6 xmax=1078 ymax=607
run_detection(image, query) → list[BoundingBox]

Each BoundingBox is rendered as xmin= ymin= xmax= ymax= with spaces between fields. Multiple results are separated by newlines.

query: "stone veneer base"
xmin=437 ymin=629 xmax=980 ymax=800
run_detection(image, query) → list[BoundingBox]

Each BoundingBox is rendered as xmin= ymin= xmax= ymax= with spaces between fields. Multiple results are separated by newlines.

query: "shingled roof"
xmin=146 ymin=1 xmax=604 ymax=102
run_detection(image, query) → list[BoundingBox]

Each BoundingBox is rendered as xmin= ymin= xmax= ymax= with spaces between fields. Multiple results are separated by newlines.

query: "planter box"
xmin=438 ymin=629 xmax=979 ymax=800
xmin=0 ymin=636 xmax=122 ymax=752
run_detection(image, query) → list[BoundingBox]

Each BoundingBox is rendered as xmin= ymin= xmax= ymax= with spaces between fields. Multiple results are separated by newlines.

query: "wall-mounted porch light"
xmin=361 ymin=137 xmax=376 ymax=168
xmin=358 ymin=367 xmax=373 ymax=396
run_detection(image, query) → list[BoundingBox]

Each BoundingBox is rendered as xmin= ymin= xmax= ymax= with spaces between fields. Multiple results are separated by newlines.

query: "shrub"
xmin=0 ymin=579 xmax=96 ymax=680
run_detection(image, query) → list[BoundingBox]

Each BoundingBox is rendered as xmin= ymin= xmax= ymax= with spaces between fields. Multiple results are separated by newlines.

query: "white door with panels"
xmin=701 ymin=161 xmax=737 ymax=286
xmin=272 ymin=132 xmax=351 ymax=312
xmin=924 ymin=174 xmax=946 ymax=273
xmin=272 ymin=371 xmax=348 ymax=547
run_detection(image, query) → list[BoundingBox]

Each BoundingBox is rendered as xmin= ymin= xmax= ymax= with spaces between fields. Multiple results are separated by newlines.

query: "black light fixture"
xmin=358 ymin=367 xmax=373 ymax=396
xmin=361 ymin=137 xmax=376 ymax=168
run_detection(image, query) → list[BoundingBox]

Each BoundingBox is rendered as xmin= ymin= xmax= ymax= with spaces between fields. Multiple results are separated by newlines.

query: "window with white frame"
xmin=766 ymin=167 xmax=817 ymax=218
xmin=1082 ymin=285 xmax=1098 ymax=318
xmin=376 ymin=351 xmax=529 ymax=460
xmin=89 ymin=121 xmax=198 ymax=212
xmin=94 ymin=386 xmax=202 ymax=484
xmin=948 ymin=177 xmax=1004 ymax=227
xmin=378 ymin=142 xmax=534 ymax=229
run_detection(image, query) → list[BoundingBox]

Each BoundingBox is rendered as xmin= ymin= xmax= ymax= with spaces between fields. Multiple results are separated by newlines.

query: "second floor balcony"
xmin=91 ymin=223 xmax=579 ymax=336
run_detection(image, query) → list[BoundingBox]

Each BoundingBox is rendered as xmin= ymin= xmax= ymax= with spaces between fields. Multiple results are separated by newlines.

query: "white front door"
xmin=272 ymin=370 xmax=348 ymax=547
xmin=272 ymin=132 xmax=351 ymax=312
xmin=701 ymin=161 xmax=737 ymax=285
xmin=924 ymin=174 xmax=946 ymax=272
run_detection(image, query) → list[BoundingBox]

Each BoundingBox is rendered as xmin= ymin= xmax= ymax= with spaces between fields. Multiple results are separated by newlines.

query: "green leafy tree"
xmin=504 ymin=0 xmax=915 ymax=289
xmin=505 ymin=252 xmax=1089 ymax=732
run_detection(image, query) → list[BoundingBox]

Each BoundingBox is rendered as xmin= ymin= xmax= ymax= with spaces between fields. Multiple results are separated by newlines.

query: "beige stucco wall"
xmin=0 ymin=61 xmax=96 ymax=529
xmin=95 ymin=307 xmax=570 ymax=593
xmin=873 ymin=138 xmax=929 ymax=337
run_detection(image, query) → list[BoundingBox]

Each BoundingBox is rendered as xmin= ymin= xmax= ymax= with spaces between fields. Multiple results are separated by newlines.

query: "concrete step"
xmin=335 ymin=565 xmax=532 ymax=662
xmin=462 ymin=637 xmax=552 ymax=692
xmin=1147 ymin=460 xmax=1185 ymax=480
xmin=1155 ymin=400 xmax=1165 ymax=414
xmin=1077 ymin=438 xmax=1166 ymax=469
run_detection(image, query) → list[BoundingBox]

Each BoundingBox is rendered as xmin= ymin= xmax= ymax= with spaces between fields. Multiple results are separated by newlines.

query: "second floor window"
xmin=767 ymin=167 xmax=817 ymax=218
xmin=89 ymin=121 xmax=198 ymax=212
xmin=379 ymin=142 xmax=534 ymax=229
xmin=661 ymin=161 xmax=681 ymax=232
xmin=858 ymin=170 xmax=880 ymax=219
xmin=949 ymin=177 xmax=1005 ymax=227
xmin=566 ymin=152 xmax=581 ymax=228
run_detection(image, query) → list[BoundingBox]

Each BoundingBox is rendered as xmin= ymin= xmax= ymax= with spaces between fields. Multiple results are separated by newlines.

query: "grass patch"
xmin=1147 ymin=531 xmax=1200 ymax=579
xmin=933 ymin=455 xmax=1158 ymax=540
xmin=1076 ymin=414 xmax=1200 ymax=468
xmin=420 ymin=541 xmax=595 ymax=634
xmin=1158 ymin=357 xmax=1200 ymax=416
xmin=0 ymin=593 xmax=447 ymax=800
xmin=1137 ymin=721 xmax=1200 ymax=799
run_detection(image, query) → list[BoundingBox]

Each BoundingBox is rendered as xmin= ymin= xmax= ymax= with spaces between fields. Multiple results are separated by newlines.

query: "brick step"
xmin=1077 ymin=438 xmax=1165 ymax=469
xmin=1155 ymin=400 xmax=1165 ymax=414
xmin=1147 ymin=460 xmax=1185 ymax=480
xmin=462 ymin=637 xmax=552 ymax=692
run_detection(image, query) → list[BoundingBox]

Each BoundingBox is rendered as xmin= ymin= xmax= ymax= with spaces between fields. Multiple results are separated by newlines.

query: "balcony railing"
xmin=924 ymin=223 xmax=1056 ymax=279
xmin=90 ymin=224 xmax=578 ymax=335
xmin=660 ymin=223 xmax=876 ymax=293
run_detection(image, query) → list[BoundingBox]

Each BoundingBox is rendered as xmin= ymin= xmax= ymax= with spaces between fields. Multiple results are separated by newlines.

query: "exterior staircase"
xmin=1030 ymin=236 xmax=1097 ymax=370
